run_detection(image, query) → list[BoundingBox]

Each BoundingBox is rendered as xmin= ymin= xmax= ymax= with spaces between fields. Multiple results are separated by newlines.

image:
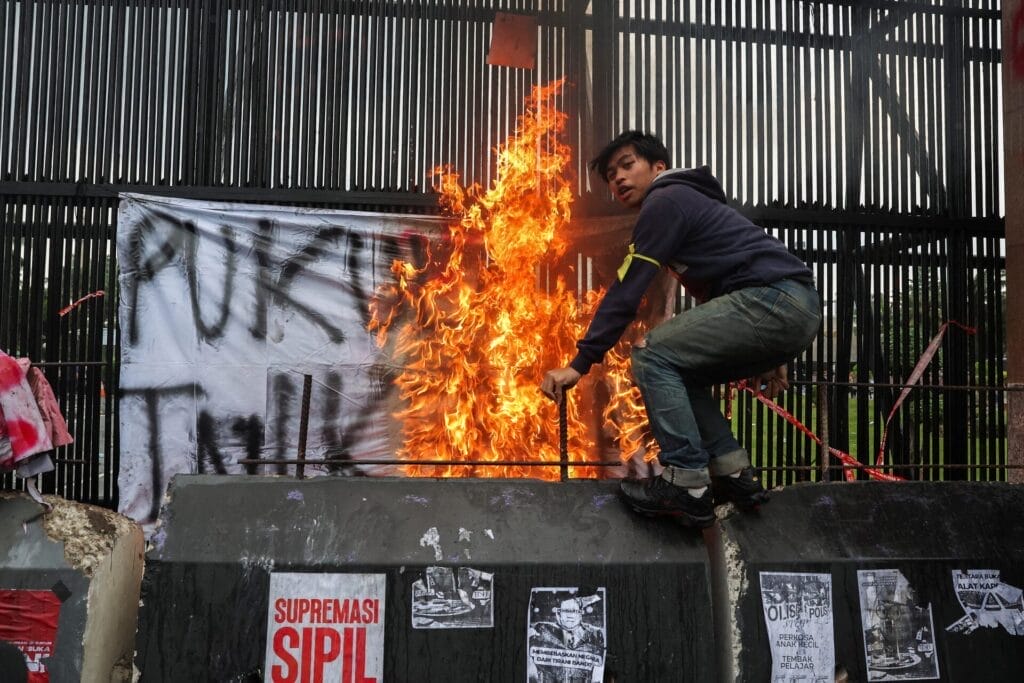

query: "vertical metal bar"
xmin=321 ymin=0 xmax=336 ymax=188
xmin=559 ymin=389 xmax=568 ymax=482
xmin=253 ymin=0 xmax=271 ymax=187
xmin=295 ymin=373 xmax=313 ymax=479
xmin=268 ymin=0 xmax=284 ymax=187
xmin=762 ymin=0 xmax=772 ymax=206
xmin=0 ymin=0 xmax=12 ymax=177
xmin=302 ymin=0 xmax=315 ymax=188
xmin=184 ymin=0 xmax=202 ymax=185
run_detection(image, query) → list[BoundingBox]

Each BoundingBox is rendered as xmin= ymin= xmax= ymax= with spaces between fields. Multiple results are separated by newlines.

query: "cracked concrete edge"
xmin=81 ymin=521 xmax=144 ymax=682
xmin=707 ymin=503 xmax=751 ymax=683
xmin=721 ymin=525 xmax=748 ymax=682
xmin=34 ymin=494 xmax=144 ymax=682
xmin=40 ymin=495 xmax=137 ymax=578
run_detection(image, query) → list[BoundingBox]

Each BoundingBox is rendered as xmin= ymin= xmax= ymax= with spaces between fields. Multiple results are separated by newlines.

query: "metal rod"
xmin=238 ymin=458 xmax=626 ymax=467
xmin=295 ymin=374 xmax=313 ymax=480
xmin=819 ymin=383 xmax=830 ymax=483
xmin=234 ymin=459 xmax=1023 ymax=471
xmin=559 ymin=389 xmax=569 ymax=482
xmin=787 ymin=379 xmax=1017 ymax=392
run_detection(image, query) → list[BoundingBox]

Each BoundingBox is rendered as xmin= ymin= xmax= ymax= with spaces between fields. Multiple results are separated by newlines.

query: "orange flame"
xmin=369 ymin=80 xmax=606 ymax=479
xmin=601 ymin=338 xmax=659 ymax=462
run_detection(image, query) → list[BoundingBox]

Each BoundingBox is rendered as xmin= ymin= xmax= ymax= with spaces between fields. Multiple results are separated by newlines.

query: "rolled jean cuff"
xmin=662 ymin=465 xmax=711 ymax=488
xmin=708 ymin=449 xmax=752 ymax=477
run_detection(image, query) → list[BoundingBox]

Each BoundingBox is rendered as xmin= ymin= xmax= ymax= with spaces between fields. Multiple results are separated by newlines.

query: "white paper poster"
xmin=411 ymin=566 xmax=494 ymax=629
xmin=759 ymin=571 xmax=835 ymax=682
xmin=857 ymin=569 xmax=939 ymax=681
xmin=264 ymin=573 xmax=386 ymax=683
xmin=527 ymin=587 xmax=606 ymax=683
xmin=946 ymin=569 xmax=1024 ymax=636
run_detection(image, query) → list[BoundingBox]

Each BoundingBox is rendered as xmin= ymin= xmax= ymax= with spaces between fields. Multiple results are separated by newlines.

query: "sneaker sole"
xmin=623 ymin=500 xmax=716 ymax=529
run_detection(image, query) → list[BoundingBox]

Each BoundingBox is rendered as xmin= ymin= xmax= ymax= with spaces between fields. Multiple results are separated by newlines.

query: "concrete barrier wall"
xmin=136 ymin=476 xmax=716 ymax=682
xmin=711 ymin=482 xmax=1024 ymax=683
xmin=132 ymin=477 xmax=1024 ymax=682
xmin=0 ymin=492 xmax=144 ymax=682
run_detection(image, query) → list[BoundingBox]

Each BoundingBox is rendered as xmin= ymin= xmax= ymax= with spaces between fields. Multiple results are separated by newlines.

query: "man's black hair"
xmin=588 ymin=131 xmax=671 ymax=180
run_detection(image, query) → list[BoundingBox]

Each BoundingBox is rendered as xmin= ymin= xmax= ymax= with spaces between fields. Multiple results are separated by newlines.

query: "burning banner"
xmin=116 ymin=81 xmax=652 ymax=530
xmin=369 ymin=80 xmax=649 ymax=478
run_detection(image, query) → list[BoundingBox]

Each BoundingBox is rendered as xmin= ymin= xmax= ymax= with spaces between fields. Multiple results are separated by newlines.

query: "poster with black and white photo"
xmin=410 ymin=566 xmax=494 ymax=629
xmin=759 ymin=571 xmax=835 ymax=682
xmin=946 ymin=569 xmax=1024 ymax=636
xmin=857 ymin=569 xmax=939 ymax=680
xmin=526 ymin=587 xmax=606 ymax=683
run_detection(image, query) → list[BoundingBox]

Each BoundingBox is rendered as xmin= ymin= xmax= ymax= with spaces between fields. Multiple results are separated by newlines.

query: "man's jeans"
xmin=630 ymin=278 xmax=821 ymax=487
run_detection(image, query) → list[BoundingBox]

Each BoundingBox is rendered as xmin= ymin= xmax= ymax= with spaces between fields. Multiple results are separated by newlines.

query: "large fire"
xmin=369 ymin=80 xmax=653 ymax=477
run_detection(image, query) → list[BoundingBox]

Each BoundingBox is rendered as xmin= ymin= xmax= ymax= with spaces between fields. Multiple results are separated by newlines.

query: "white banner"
xmin=264 ymin=573 xmax=386 ymax=683
xmin=116 ymin=193 xmax=447 ymax=529
xmin=759 ymin=571 xmax=835 ymax=683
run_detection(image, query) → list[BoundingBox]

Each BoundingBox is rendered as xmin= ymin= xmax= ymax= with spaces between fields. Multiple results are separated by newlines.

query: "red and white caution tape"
xmin=874 ymin=320 xmax=976 ymax=469
xmin=58 ymin=290 xmax=105 ymax=317
xmin=728 ymin=321 xmax=975 ymax=482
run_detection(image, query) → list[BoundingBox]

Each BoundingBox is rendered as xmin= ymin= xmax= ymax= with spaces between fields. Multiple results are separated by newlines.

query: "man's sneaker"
xmin=619 ymin=476 xmax=715 ymax=528
xmin=711 ymin=467 xmax=770 ymax=509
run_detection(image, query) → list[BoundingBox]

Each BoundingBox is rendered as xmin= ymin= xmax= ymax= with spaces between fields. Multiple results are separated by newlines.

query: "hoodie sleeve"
xmin=569 ymin=258 xmax=660 ymax=375
xmin=568 ymin=192 xmax=690 ymax=375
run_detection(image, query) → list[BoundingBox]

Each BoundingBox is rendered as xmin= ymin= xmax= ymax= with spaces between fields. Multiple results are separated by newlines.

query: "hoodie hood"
xmin=646 ymin=166 xmax=727 ymax=204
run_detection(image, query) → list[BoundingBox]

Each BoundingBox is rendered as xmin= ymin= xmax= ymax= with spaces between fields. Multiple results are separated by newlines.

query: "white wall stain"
xmin=419 ymin=526 xmax=443 ymax=561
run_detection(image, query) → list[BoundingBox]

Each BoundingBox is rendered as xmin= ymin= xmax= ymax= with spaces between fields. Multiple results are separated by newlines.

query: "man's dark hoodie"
xmin=568 ymin=166 xmax=814 ymax=376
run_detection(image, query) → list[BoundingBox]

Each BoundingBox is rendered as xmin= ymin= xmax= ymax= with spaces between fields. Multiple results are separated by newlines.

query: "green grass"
xmin=733 ymin=393 xmax=1007 ymax=485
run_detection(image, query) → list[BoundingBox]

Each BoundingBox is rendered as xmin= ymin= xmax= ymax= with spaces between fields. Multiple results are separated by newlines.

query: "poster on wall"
xmin=759 ymin=571 xmax=835 ymax=682
xmin=411 ymin=566 xmax=494 ymax=629
xmin=264 ymin=573 xmax=385 ymax=683
xmin=526 ymin=587 xmax=606 ymax=683
xmin=0 ymin=589 xmax=63 ymax=683
xmin=946 ymin=569 xmax=1024 ymax=636
xmin=857 ymin=569 xmax=939 ymax=681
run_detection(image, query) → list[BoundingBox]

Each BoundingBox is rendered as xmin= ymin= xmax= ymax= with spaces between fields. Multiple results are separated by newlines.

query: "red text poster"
xmin=0 ymin=589 xmax=62 ymax=682
xmin=264 ymin=573 xmax=386 ymax=683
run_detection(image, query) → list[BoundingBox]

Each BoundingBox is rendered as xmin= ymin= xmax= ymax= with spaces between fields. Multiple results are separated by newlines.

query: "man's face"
xmin=603 ymin=144 xmax=667 ymax=208
xmin=555 ymin=600 xmax=583 ymax=629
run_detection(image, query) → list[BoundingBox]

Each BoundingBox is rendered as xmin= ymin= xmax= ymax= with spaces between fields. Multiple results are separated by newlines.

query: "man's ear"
xmin=653 ymin=160 xmax=668 ymax=173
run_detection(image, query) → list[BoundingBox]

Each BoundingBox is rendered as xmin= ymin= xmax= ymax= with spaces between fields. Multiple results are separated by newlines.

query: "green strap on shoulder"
xmin=616 ymin=243 xmax=661 ymax=281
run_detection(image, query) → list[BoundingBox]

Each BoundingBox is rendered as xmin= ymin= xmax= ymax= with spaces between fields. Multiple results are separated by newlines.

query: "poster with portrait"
xmin=857 ymin=569 xmax=939 ymax=681
xmin=526 ymin=587 xmax=607 ymax=683
xmin=759 ymin=571 xmax=835 ymax=682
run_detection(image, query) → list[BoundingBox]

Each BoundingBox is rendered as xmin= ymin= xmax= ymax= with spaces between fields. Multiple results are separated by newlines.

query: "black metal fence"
xmin=0 ymin=0 xmax=1006 ymax=508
